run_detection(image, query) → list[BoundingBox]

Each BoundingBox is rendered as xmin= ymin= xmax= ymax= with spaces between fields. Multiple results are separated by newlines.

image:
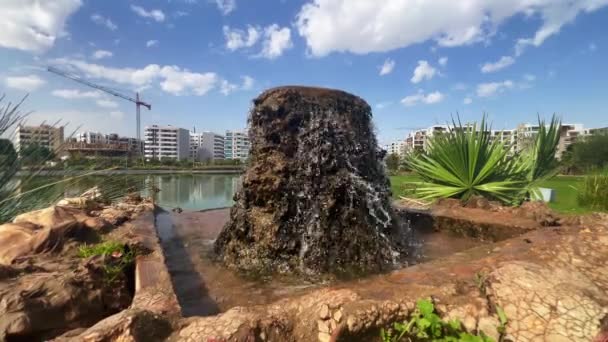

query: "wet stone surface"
xmin=214 ymin=86 xmax=409 ymax=277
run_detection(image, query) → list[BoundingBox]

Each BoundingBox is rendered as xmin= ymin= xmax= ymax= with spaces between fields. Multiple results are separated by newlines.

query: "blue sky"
xmin=1 ymin=0 xmax=608 ymax=144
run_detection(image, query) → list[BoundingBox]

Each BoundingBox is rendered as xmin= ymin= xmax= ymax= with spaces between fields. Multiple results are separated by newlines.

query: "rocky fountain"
xmin=214 ymin=86 xmax=408 ymax=277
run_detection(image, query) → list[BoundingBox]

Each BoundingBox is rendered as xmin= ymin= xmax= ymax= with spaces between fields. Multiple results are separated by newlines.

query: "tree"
xmin=0 ymin=139 xmax=17 ymax=166
xmin=385 ymin=153 xmax=400 ymax=173
xmin=20 ymin=144 xmax=55 ymax=166
xmin=570 ymin=134 xmax=608 ymax=172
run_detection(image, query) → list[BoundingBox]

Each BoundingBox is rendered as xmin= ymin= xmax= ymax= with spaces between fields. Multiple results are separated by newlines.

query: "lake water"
xmin=16 ymin=173 xmax=241 ymax=211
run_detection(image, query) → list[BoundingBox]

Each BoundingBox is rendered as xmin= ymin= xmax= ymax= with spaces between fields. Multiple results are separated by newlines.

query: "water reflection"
xmin=146 ymin=174 xmax=240 ymax=210
xmin=16 ymin=173 xmax=240 ymax=212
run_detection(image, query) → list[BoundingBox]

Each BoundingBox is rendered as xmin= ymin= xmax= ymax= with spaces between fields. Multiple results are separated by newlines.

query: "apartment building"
xmin=71 ymin=131 xmax=143 ymax=157
xmin=190 ymin=132 xmax=225 ymax=161
xmin=144 ymin=125 xmax=190 ymax=161
xmin=224 ymin=130 xmax=250 ymax=160
xmin=12 ymin=124 xmax=64 ymax=154
xmin=401 ymin=122 xmax=588 ymax=160
xmin=403 ymin=125 xmax=449 ymax=153
xmin=384 ymin=140 xmax=406 ymax=156
xmin=516 ymin=123 xmax=584 ymax=159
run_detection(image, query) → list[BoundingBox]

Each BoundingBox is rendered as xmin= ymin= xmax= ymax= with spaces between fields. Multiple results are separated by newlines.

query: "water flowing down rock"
xmin=214 ymin=86 xmax=408 ymax=277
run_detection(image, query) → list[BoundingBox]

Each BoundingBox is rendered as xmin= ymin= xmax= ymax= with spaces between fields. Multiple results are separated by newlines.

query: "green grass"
xmin=390 ymin=173 xmax=594 ymax=215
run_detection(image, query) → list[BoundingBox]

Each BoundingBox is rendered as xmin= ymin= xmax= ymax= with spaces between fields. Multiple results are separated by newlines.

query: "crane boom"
xmin=47 ymin=66 xmax=151 ymax=143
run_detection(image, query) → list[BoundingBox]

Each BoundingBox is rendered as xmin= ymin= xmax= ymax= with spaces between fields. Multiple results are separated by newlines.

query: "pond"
xmin=15 ymin=173 xmax=240 ymax=211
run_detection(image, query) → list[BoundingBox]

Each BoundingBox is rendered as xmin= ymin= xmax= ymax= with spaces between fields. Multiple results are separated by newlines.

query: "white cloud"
xmin=52 ymin=89 xmax=101 ymax=99
xmin=5 ymin=75 xmax=46 ymax=91
xmin=295 ymin=0 xmax=608 ymax=57
xmin=92 ymin=50 xmax=113 ymax=60
xmin=379 ymin=59 xmax=395 ymax=76
xmin=223 ymin=25 xmax=260 ymax=51
xmin=146 ymin=40 xmax=159 ymax=48
xmin=463 ymin=97 xmax=472 ymax=105
xmin=158 ymin=66 xmax=218 ymax=95
xmin=438 ymin=57 xmax=448 ymax=67
xmin=476 ymin=80 xmax=514 ymax=97
xmin=241 ymin=76 xmax=254 ymax=90
xmin=51 ymin=58 xmax=221 ymax=96
xmin=481 ymin=56 xmax=515 ymax=73
xmin=219 ymin=80 xmax=239 ymax=95
xmin=96 ymin=99 xmax=119 ymax=108
xmin=130 ymin=5 xmax=165 ymax=22
xmin=91 ymin=14 xmax=118 ymax=31
xmin=523 ymin=74 xmax=536 ymax=82
xmin=589 ymin=42 xmax=597 ymax=52
xmin=376 ymin=101 xmax=392 ymax=109
xmin=215 ymin=0 xmax=236 ymax=15
xmin=514 ymin=1 xmax=607 ymax=56
xmin=411 ymin=60 xmax=437 ymax=84
xmin=260 ymin=25 xmax=292 ymax=59
xmin=0 ymin=0 xmax=81 ymax=52
xmin=401 ymin=91 xmax=444 ymax=106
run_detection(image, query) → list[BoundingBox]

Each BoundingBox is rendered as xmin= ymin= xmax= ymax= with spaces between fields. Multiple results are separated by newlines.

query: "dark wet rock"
xmin=214 ymin=86 xmax=407 ymax=277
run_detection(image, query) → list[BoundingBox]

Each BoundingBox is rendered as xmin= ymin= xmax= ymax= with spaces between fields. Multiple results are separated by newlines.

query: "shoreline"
xmin=17 ymin=168 xmax=244 ymax=176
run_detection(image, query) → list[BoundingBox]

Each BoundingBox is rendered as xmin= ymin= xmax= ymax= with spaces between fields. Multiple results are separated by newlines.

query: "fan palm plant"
xmin=405 ymin=116 xmax=526 ymax=204
xmin=516 ymin=115 xmax=561 ymax=199
xmin=405 ymin=114 xmax=562 ymax=205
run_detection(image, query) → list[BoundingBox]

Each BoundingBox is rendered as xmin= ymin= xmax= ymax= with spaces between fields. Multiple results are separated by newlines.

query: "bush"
xmin=577 ymin=170 xmax=608 ymax=211
xmin=380 ymin=299 xmax=498 ymax=342
xmin=405 ymin=115 xmax=560 ymax=205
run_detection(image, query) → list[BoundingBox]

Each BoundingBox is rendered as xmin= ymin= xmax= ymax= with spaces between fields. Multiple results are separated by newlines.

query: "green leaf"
xmin=417 ymin=299 xmax=435 ymax=316
xmin=497 ymin=306 xmax=508 ymax=325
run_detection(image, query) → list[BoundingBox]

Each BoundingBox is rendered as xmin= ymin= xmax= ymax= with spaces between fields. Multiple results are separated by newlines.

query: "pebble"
xmin=319 ymin=304 xmax=330 ymax=319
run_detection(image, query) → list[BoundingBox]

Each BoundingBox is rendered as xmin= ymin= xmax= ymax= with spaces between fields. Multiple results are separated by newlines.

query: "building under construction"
xmin=64 ymin=131 xmax=143 ymax=158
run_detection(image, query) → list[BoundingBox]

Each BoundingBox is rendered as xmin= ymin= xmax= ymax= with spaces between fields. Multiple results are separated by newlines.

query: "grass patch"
xmin=78 ymin=241 xmax=135 ymax=283
xmin=577 ymin=171 xmax=608 ymax=212
xmin=390 ymin=174 xmax=597 ymax=214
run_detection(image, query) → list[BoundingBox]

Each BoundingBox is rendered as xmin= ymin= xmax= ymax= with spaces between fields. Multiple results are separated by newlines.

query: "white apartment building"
xmin=224 ymin=130 xmax=250 ymax=160
xmin=190 ymin=131 xmax=225 ymax=161
xmin=384 ymin=140 xmax=407 ymax=156
xmin=401 ymin=122 xmax=587 ymax=159
xmin=404 ymin=125 xmax=449 ymax=153
xmin=516 ymin=123 xmax=584 ymax=159
xmin=12 ymin=124 xmax=64 ymax=154
xmin=144 ymin=125 xmax=190 ymax=161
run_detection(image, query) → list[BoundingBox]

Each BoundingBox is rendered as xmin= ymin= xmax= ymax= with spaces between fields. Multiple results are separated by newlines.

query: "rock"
xmin=317 ymin=320 xmax=329 ymax=333
xmin=96 ymin=208 xmax=129 ymax=226
xmin=318 ymin=331 xmax=331 ymax=342
xmin=464 ymin=196 xmax=491 ymax=210
xmin=53 ymin=309 xmax=172 ymax=342
xmin=333 ymin=309 xmax=343 ymax=323
xmin=319 ymin=304 xmax=330 ymax=320
xmin=0 ymin=206 xmax=110 ymax=265
xmin=0 ymin=258 xmax=132 ymax=341
xmin=13 ymin=205 xmax=79 ymax=228
xmin=477 ymin=316 xmax=500 ymax=341
xmin=516 ymin=201 xmax=559 ymax=226
xmin=215 ymin=86 xmax=408 ymax=276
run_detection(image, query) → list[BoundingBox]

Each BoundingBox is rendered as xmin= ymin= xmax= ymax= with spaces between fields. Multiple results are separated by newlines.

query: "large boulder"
xmin=214 ymin=86 xmax=407 ymax=277
xmin=0 ymin=206 xmax=111 ymax=265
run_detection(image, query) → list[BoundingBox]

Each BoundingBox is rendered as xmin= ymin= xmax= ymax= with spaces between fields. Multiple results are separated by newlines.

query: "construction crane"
xmin=47 ymin=66 xmax=151 ymax=142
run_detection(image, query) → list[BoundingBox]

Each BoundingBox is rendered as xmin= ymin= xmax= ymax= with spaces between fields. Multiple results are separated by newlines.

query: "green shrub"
xmin=577 ymin=170 xmax=608 ymax=211
xmin=405 ymin=115 xmax=561 ymax=205
xmin=380 ymin=299 xmax=495 ymax=342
